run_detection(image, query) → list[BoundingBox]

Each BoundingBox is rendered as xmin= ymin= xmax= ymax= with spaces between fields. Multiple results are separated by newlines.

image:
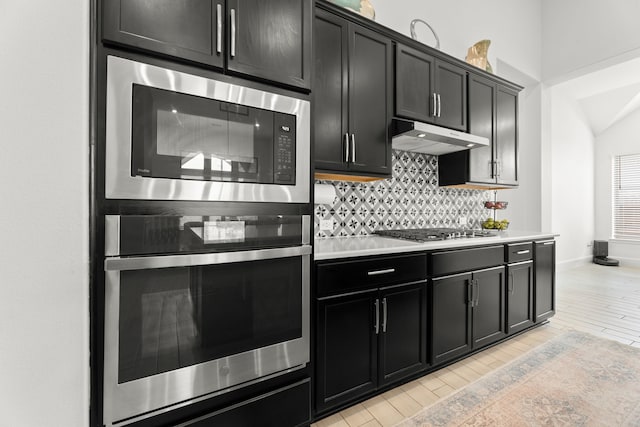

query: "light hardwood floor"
xmin=312 ymin=263 xmax=640 ymax=427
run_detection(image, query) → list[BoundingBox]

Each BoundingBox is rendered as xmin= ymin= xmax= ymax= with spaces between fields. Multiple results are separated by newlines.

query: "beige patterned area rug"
xmin=397 ymin=331 xmax=640 ymax=426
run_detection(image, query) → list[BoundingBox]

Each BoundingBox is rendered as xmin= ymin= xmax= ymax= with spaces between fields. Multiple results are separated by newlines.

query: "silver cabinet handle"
xmin=382 ymin=297 xmax=387 ymax=333
xmin=432 ymin=93 xmax=437 ymax=117
xmin=509 ymin=273 xmax=515 ymax=294
xmin=467 ymin=280 xmax=474 ymax=306
xmin=343 ymin=133 xmax=350 ymax=163
xmin=374 ymin=298 xmax=380 ymax=334
xmin=437 ymin=93 xmax=442 ymax=117
xmin=474 ymin=279 xmax=480 ymax=307
xmin=516 ymin=250 xmax=531 ymax=255
xmin=543 ymin=241 xmax=555 ymax=246
xmin=230 ymin=8 xmax=236 ymax=58
xmin=496 ymin=160 xmax=501 ymax=178
xmin=367 ymin=268 xmax=395 ymax=276
xmin=216 ymin=4 xmax=222 ymax=54
xmin=351 ymin=134 xmax=356 ymax=163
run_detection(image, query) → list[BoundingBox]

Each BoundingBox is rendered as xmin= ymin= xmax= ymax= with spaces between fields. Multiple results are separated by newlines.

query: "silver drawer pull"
xmin=367 ymin=268 xmax=395 ymax=276
xmin=516 ymin=250 xmax=530 ymax=255
xmin=543 ymin=241 xmax=554 ymax=246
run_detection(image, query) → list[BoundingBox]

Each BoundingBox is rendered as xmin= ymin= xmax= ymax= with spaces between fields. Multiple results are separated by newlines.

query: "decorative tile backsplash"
xmin=314 ymin=150 xmax=490 ymax=238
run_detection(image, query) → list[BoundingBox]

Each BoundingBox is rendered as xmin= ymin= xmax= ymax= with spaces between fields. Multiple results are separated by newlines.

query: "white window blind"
xmin=613 ymin=153 xmax=640 ymax=240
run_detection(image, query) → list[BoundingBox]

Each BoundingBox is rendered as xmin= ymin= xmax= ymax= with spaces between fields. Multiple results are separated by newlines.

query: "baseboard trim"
xmin=557 ymin=256 xmax=591 ymax=272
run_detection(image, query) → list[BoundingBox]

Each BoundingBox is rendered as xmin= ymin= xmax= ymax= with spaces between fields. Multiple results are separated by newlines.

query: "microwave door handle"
xmin=105 ymin=245 xmax=312 ymax=271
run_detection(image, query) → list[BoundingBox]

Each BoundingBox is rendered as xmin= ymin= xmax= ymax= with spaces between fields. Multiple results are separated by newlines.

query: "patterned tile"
xmin=315 ymin=150 xmax=490 ymax=238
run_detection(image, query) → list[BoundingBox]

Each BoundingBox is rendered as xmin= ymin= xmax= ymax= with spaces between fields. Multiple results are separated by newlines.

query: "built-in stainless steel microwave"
xmin=105 ymin=56 xmax=310 ymax=203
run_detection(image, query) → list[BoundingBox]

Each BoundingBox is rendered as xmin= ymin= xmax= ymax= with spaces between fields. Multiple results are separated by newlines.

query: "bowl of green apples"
xmin=482 ymin=218 xmax=509 ymax=230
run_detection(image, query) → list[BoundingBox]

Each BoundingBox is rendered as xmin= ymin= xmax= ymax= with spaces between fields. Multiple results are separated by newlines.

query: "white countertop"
xmin=314 ymin=231 xmax=558 ymax=260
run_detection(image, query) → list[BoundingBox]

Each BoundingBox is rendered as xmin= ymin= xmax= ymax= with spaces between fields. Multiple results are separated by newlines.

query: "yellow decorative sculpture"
xmin=466 ymin=40 xmax=493 ymax=73
xmin=329 ymin=0 xmax=375 ymax=20
xmin=359 ymin=0 xmax=375 ymax=20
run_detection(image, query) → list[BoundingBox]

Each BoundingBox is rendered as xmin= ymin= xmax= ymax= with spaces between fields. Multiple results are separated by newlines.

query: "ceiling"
xmin=561 ymin=56 xmax=640 ymax=136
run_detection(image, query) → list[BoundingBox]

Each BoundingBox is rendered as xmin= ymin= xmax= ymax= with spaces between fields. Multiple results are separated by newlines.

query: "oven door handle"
xmin=105 ymin=245 xmax=312 ymax=271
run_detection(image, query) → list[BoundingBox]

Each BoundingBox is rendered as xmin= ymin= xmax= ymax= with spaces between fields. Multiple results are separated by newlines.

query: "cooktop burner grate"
xmin=374 ymin=228 xmax=496 ymax=242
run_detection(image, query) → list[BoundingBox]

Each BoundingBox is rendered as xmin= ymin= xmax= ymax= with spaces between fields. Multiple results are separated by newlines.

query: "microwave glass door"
xmin=132 ymin=85 xmax=285 ymax=184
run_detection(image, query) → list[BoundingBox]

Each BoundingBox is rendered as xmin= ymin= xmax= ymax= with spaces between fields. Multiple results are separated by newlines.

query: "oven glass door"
xmin=103 ymin=247 xmax=310 ymax=425
xmin=118 ymin=256 xmax=302 ymax=382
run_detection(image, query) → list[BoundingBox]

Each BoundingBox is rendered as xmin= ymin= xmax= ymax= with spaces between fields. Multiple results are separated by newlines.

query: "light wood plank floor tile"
xmin=340 ymin=403 xmax=374 ymax=427
xmin=381 ymin=388 xmax=423 ymax=418
xmin=399 ymin=381 xmax=440 ymax=407
xmin=361 ymin=395 xmax=404 ymax=427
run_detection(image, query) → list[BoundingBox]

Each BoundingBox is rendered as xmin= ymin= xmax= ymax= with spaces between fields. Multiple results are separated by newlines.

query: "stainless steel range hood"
xmin=391 ymin=118 xmax=489 ymax=155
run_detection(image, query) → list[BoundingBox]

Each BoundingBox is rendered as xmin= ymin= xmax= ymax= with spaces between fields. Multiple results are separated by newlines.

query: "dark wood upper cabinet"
xmin=467 ymin=74 xmax=496 ymax=183
xmin=439 ymin=72 xmax=520 ymax=188
xmin=395 ymin=43 xmax=467 ymax=132
xmin=226 ymin=0 xmax=311 ymax=89
xmin=102 ymin=0 xmax=312 ymax=90
xmin=313 ymin=8 xmax=393 ymax=178
xmin=103 ymin=0 xmax=224 ymax=67
xmin=496 ymin=85 xmax=519 ymax=185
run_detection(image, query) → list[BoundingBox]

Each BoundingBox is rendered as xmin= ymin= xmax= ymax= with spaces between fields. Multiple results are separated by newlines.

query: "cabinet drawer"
xmin=429 ymin=245 xmax=503 ymax=277
xmin=317 ymin=254 xmax=427 ymax=297
xmin=506 ymin=242 xmax=533 ymax=263
xmin=181 ymin=379 xmax=310 ymax=427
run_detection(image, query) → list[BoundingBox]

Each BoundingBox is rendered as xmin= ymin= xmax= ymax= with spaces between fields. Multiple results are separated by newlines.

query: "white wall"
xmin=372 ymin=0 xmax=545 ymax=233
xmin=0 ymin=2 xmax=89 ymax=426
xmin=542 ymin=0 xmax=640 ymax=83
xmin=374 ymin=0 xmax=542 ymax=81
xmin=594 ymin=108 xmax=640 ymax=266
xmin=548 ymin=85 xmax=595 ymax=266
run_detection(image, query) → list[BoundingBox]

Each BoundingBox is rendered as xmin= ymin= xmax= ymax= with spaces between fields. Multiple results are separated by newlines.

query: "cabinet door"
xmin=227 ymin=0 xmax=312 ymax=90
xmin=313 ymin=10 xmax=350 ymax=172
xmin=395 ymin=44 xmax=435 ymax=123
xmin=430 ymin=273 xmax=472 ymax=365
xmin=348 ymin=24 xmax=392 ymax=176
xmin=472 ymin=267 xmax=506 ymax=348
xmin=506 ymin=261 xmax=534 ymax=334
xmin=496 ymin=86 xmax=519 ymax=185
xmin=103 ymin=0 xmax=224 ymax=68
xmin=434 ymin=60 xmax=467 ymax=131
xmin=379 ymin=282 xmax=427 ymax=386
xmin=534 ymin=241 xmax=556 ymax=322
xmin=316 ymin=291 xmax=378 ymax=412
xmin=467 ymin=73 xmax=496 ymax=184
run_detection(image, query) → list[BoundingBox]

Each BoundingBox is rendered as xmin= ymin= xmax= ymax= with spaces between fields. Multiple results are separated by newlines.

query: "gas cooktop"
xmin=374 ymin=228 xmax=497 ymax=242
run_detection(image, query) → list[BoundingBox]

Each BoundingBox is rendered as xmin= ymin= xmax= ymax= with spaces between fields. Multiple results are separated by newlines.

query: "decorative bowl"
xmin=484 ymin=201 xmax=508 ymax=209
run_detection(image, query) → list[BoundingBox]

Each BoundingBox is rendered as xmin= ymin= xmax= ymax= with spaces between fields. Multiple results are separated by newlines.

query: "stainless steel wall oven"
xmin=102 ymin=214 xmax=311 ymax=426
xmin=105 ymin=55 xmax=310 ymax=203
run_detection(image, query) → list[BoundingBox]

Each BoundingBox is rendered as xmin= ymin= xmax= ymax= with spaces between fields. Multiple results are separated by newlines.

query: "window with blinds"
xmin=613 ymin=153 xmax=640 ymax=240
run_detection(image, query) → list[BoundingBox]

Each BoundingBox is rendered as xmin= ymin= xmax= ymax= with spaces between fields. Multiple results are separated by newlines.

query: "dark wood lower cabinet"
xmin=379 ymin=282 xmax=427 ymax=386
xmin=314 ymin=240 xmax=555 ymax=419
xmin=430 ymin=266 xmax=505 ymax=366
xmin=472 ymin=267 xmax=507 ymax=347
xmin=430 ymin=273 xmax=472 ymax=365
xmin=506 ymin=261 xmax=535 ymax=334
xmin=316 ymin=290 xmax=378 ymax=412
xmin=315 ymin=282 xmax=427 ymax=413
xmin=534 ymin=240 xmax=556 ymax=322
